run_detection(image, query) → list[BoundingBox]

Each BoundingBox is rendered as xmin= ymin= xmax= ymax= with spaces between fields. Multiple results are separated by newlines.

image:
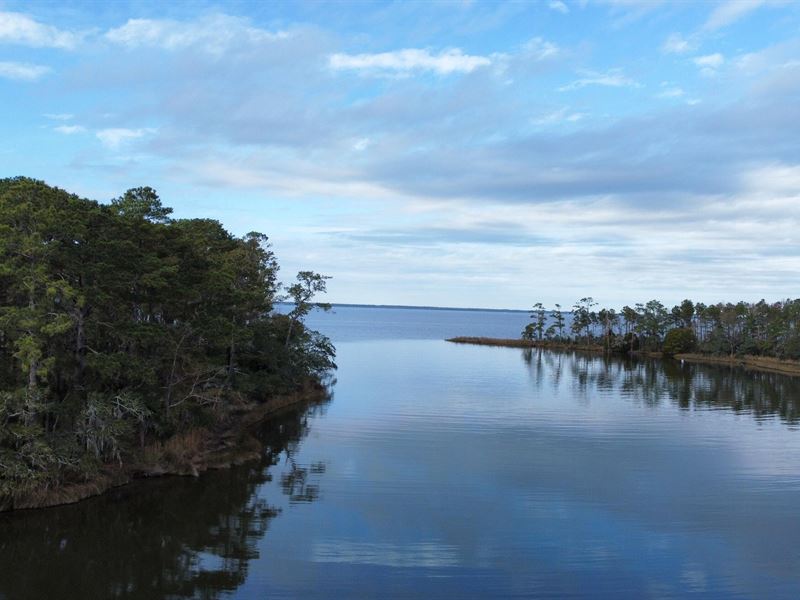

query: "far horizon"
xmin=282 ymin=296 xmax=795 ymax=315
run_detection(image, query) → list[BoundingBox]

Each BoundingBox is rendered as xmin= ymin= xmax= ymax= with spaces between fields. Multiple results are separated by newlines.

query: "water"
xmin=3 ymin=306 xmax=800 ymax=599
xmin=292 ymin=303 xmax=533 ymax=342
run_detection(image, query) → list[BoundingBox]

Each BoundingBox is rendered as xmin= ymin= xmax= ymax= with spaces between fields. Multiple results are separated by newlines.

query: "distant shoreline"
xmin=276 ymin=302 xmax=530 ymax=314
xmin=446 ymin=337 xmax=800 ymax=378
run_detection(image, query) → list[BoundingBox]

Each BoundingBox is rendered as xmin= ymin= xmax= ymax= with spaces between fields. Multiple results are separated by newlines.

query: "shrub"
xmin=662 ymin=327 xmax=697 ymax=356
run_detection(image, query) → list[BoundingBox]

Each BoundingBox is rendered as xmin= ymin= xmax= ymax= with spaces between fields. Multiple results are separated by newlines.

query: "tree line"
xmin=522 ymin=296 xmax=800 ymax=359
xmin=0 ymin=177 xmax=335 ymax=500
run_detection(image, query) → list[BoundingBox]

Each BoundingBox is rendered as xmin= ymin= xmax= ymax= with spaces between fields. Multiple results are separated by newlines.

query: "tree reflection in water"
xmin=523 ymin=348 xmax=800 ymax=425
xmin=0 ymin=400 xmax=329 ymax=600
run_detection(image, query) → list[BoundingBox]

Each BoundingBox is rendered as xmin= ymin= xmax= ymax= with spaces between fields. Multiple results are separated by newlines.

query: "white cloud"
xmin=0 ymin=11 xmax=81 ymax=49
xmin=657 ymin=86 xmax=685 ymax=99
xmin=662 ymin=33 xmax=692 ymax=54
xmin=353 ymin=138 xmax=371 ymax=151
xmin=489 ymin=38 xmax=559 ymax=80
xmin=96 ymin=127 xmax=155 ymax=149
xmin=329 ymin=48 xmax=492 ymax=75
xmin=741 ymin=163 xmax=800 ymax=196
xmin=105 ymin=14 xmax=289 ymax=53
xmin=0 ymin=61 xmax=50 ymax=81
xmin=54 ymin=125 xmax=86 ymax=134
xmin=187 ymin=157 xmax=397 ymax=200
xmin=733 ymin=40 xmax=800 ymax=77
xmin=703 ymin=0 xmax=773 ymax=31
xmin=522 ymin=37 xmax=559 ymax=60
xmin=559 ymin=68 xmax=638 ymax=91
xmin=693 ymin=53 xmax=725 ymax=76
xmin=548 ymin=1 xmax=569 ymax=14
xmin=43 ymin=113 xmax=74 ymax=121
xmin=597 ymin=0 xmax=667 ymax=27
xmin=694 ymin=53 xmax=725 ymax=69
xmin=532 ymin=107 xmax=586 ymax=125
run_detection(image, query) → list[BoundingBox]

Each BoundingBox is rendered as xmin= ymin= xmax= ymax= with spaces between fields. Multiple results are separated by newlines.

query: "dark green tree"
xmin=0 ymin=179 xmax=336 ymax=505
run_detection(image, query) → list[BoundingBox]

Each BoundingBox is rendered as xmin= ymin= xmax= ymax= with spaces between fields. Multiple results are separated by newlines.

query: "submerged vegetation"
xmin=521 ymin=297 xmax=800 ymax=361
xmin=0 ymin=177 xmax=335 ymax=509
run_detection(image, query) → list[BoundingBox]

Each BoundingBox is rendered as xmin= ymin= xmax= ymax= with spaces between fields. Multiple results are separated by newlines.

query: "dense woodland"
xmin=0 ymin=177 xmax=335 ymax=501
xmin=523 ymin=297 xmax=800 ymax=359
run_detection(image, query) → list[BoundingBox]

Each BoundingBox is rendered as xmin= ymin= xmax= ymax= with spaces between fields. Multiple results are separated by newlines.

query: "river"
xmin=1 ymin=305 xmax=800 ymax=599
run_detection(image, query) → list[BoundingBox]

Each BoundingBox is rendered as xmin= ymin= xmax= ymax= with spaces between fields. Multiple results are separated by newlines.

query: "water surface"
xmin=2 ymin=306 xmax=800 ymax=599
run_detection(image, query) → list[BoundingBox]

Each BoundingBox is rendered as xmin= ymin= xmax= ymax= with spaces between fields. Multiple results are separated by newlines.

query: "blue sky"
xmin=1 ymin=1 xmax=799 ymax=310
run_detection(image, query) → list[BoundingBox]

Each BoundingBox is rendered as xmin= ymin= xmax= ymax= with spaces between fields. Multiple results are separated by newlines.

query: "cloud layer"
xmin=0 ymin=11 xmax=81 ymax=48
xmin=2 ymin=1 xmax=800 ymax=308
xmin=330 ymin=48 xmax=492 ymax=75
xmin=0 ymin=60 xmax=49 ymax=80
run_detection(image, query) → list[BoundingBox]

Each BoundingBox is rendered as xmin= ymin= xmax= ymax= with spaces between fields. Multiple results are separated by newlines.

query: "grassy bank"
xmin=446 ymin=337 xmax=606 ymax=353
xmin=447 ymin=337 xmax=800 ymax=378
xmin=673 ymin=353 xmax=800 ymax=377
xmin=1 ymin=382 xmax=328 ymax=513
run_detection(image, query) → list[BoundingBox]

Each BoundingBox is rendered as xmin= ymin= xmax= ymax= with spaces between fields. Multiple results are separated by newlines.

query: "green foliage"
xmin=635 ymin=300 xmax=669 ymax=350
xmin=0 ymin=178 xmax=335 ymax=500
xmin=529 ymin=295 xmax=800 ymax=360
xmin=110 ymin=187 xmax=172 ymax=223
xmin=552 ymin=304 xmax=565 ymax=339
xmin=662 ymin=328 xmax=697 ymax=356
xmin=521 ymin=323 xmax=536 ymax=341
xmin=571 ymin=297 xmax=597 ymax=340
xmin=529 ymin=303 xmax=546 ymax=341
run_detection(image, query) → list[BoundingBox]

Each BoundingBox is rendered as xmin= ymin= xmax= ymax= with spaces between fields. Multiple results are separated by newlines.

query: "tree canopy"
xmin=523 ymin=293 xmax=800 ymax=359
xmin=0 ymin=177 xmax=335 ymax=502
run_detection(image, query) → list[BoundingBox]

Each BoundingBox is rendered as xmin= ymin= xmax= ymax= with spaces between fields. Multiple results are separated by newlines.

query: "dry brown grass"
xmin=675 ymin=353 xmax=800 ymax=377
xmin=140 ymin=428 xmax=209 ymax=475
xmin=447 ymin=336 xmax=538 ymax=347
xmin=446 ymin=337 xmax=605 ymax=352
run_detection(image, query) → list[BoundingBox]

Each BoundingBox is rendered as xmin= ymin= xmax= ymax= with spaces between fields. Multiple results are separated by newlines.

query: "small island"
xmin=0 ymin=177 xmax=335 ymax=512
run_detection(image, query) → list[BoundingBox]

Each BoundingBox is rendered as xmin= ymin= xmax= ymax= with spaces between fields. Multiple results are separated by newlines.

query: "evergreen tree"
xmin=0 ymin=178 xmax=335 ymax=502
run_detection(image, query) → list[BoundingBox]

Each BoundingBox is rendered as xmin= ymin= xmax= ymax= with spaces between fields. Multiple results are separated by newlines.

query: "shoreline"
xmin=0 ymin=382 xmax=329 ymax=514
xmin=672 ymin=353 xmax=800 ymax=377
xmin=445 ymin=337 xmax=607 ymax=353
xmin=446 ymin=337 xmax=800 ymax=377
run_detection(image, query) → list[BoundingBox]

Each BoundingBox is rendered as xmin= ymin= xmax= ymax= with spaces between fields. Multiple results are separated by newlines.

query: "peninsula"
xmin=0 ymin=178 xmax=335 ymax=511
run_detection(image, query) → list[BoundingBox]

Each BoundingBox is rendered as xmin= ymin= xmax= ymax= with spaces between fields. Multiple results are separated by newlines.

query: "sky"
xmin=1 ymin=0 xmax=799 ymax=310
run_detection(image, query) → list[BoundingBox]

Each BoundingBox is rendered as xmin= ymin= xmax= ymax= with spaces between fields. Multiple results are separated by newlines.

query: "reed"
xmin=446 ymin=337 xmax=604 ymax=352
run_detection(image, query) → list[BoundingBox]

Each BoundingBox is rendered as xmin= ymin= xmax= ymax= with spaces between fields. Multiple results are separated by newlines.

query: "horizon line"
xmin=276 ymin=301 xmax=531 ymax=313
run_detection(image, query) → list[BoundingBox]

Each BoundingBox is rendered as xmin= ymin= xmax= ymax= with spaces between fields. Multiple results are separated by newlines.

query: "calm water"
xmin=2 ymin=306 xmax=800 ymax=599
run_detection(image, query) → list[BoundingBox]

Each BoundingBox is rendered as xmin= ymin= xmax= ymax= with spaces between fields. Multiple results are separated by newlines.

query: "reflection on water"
xmin=3 ymin=337 xmax=800 ymax=599
xmin=311 ymin=540 xmax=460 ymax=568
xmin=0 ymin=402 xmax=328 ymax=600
xmin=523 ymin=349 xmax=800 ymax=425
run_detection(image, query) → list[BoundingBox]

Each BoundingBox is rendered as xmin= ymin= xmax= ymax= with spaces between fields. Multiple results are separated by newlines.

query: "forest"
xmin=0 ymin=177 xmax=335 ymax=505
xmin=523 ymin=296 xmax=800 ymax=359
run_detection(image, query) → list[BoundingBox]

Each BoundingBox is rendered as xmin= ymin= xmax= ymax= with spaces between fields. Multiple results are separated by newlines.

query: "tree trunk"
xmin=74 ymin=306 xmax=87 ymax=385
xmin=285 ymin=318 xmax=295 ymax=348
xmin=227 ymin=337 xmax=236 ymax=388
